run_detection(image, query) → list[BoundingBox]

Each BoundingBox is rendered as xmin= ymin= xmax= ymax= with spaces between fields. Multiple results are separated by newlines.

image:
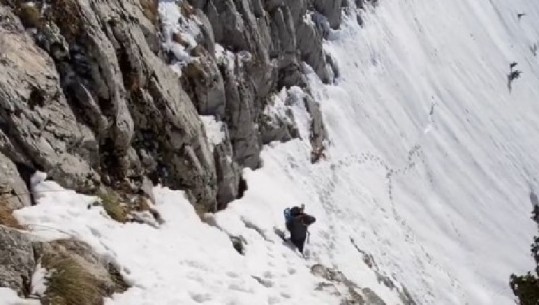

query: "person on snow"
xmin=507 ymin=64 xmax=522 ymax=92
xmin=284 ymin=204 xmax=316 ymax=254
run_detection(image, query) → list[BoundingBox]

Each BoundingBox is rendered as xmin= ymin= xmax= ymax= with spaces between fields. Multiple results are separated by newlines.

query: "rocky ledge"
xmin=0 ymin=0 xmax=356 ymax=212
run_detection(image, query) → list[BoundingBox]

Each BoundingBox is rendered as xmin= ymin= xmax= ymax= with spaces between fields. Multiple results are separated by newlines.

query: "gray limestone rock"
xmin=221 ymin=56 xmax=261 ymax=169
xmin=182 ymin=50 xmax=226 ymax=119
xmin=296 ymin=19 xmax=331 ymax=83
xmin=313 ymin=0 xmax=343 ymax=29
xmin=303 ymin=94 xmax=327 ymax=151
xmin=0 ymin=152 xmax=31 ymax=209
xmin=0 ymin=4 xmax=99 ymax=192
xmin=0 ymin=0 xmax=341 ymax=211
xmin=0 ymin=226 xmax=35 ymax=295
xmin=1 ymin=0 xmax=218 ymax=210
xmin=213 ymin=141 xmax=241 ymax=210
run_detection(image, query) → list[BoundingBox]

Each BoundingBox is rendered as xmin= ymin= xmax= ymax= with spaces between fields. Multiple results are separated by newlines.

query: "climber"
xmin=507 ymin=68 xmax=522 ymax=92
xmin=509 ymin=70 xmax=522 ymax=80
xmin=283 ymin=204 xmax=316 ymax=254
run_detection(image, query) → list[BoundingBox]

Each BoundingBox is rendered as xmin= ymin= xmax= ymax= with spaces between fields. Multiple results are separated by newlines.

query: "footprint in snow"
xmin=268 ymin=296 xmax=280 ymax=304
xmin=280 ymin=291 xmax=291 ymax=299
xmin=226 ymin=271 xmax=239 ymax=278
xmin=190 ymin=292 xmax=212 ymax=303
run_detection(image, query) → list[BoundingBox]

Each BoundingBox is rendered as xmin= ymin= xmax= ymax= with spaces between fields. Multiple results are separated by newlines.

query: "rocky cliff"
xmin=0 ymin=0 xmax=352 ymax=213
xmin=0 ymin=0 xmax=379 ymax=302
xmin=0 ymin=0 xmax=342 ymax=298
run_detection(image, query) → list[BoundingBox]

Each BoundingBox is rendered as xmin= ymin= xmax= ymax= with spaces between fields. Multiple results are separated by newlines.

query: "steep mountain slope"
xmin=303 ymin=0 xmax=539 ymax=303
xmin=2 ymin=0 xmax=539 ymax=304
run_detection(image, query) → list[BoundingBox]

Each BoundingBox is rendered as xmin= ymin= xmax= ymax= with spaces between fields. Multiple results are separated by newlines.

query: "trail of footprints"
xmin=320 ymin=143 xmax=461 ymax=303
xmin=330 ymin=143 xmax=428 ymax=218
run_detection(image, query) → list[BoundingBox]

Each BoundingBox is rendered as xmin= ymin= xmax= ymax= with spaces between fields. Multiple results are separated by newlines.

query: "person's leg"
xmin=291 ymin=238 xmax=306 ymax=253
xmin=297 ymin=240 xmax=304 ymax=253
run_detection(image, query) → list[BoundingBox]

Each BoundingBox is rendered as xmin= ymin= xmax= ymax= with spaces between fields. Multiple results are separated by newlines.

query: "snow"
xmin=264 ymin=89 xmax=290 ymax=124
xmin=159 ymin=0 xmax=201 ymax=76
xmin=262 ymin=87 xmax=314 ymax=144
xmin=200 ymin=115 xmax=225 ymax=150
xmin=30 ymin=264 xmax=47 ymax=297
xmin=10 ymin=0 xmax=539 ymax=304
xmin=0 ymin=287 xmax=39 ymax=305
xmin=215 ymin=44 xmax=236 ymax=71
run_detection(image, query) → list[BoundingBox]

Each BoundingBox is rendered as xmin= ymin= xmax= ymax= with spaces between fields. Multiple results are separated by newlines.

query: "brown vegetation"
xmin=16 ymin=2 xmax=43 ymax=29
xmin=140 ymin=0 xmax=159 ymax=24
xmin=0 ymin=204 xmax=23 ymax=229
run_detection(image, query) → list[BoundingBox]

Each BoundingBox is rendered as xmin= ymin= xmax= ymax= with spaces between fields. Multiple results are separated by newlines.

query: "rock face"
xmin=181 ymin=0 xmax=339 ymax=170
xmin=0 ymin=228 xmax=129 ymax=303
xmin=0 ymin=226 xmax=35 ymax=294
xmin=0 ymin=0 xmax=341 ymax=213
xmin=0 ymin=4 xmax=98 ymax=193
xmin=0 ymin=152 xmax=31 ymax=209
xmin=0 ymin=0 xmax=216 ymax=210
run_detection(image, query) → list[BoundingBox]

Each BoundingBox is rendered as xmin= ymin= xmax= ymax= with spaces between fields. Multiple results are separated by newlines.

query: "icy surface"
xmin=10 ymin=0 xmax=539 ymax=304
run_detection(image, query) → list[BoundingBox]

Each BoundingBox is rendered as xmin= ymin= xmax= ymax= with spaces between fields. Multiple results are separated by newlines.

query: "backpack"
xmin=284 ymin=208 xmax=293 ymax=224
xmin=284 ymin=206 xmax=303 ymax=224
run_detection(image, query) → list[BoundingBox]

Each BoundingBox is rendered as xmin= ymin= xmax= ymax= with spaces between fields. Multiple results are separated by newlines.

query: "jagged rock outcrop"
xmin=0 ymin=152 xmax=31 ymax=209
xmin=0 ymin=0 xmax=218 ymax=211
xmin=171 ymin=0 xmax=341 ymax=204
xmin=0 ymin=4 xmax=99 ymax=193
xmin=313 ymin=0 xmax=343 ymax=29
xmin=0 ymin=226 xmax=35 ymax=295
xmin=0 ymin=0 xmax=343 ymax=213
xmin=0 ymin=228 xmax=129 ymax=303
xmin=180 ymin=0 xmax=337 ymax=169
xmin=213 ymin=140 xmax=242 ymax=209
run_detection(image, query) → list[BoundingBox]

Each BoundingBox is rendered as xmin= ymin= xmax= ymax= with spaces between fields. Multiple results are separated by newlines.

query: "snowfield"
xmin=4 ymin=0 xmax=539 ymax=304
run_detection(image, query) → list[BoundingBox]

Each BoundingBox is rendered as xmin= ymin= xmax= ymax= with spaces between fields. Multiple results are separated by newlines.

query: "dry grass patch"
xmin=98 ymin=192 xmax=128 ymax=223
xmin=39 ymin=239 xmax=129 ymax=305
xmin=140 ymin=0 xmax=159 ymax=24
xmin=0 ymin=205 xmax=23 ymax=229
xmin=180 ymin=1 xmax=195 ymax=17
xmin=47 ymin=0 xmax=83 ymax=43
xmin=42 ymin=256 xmax=104 ymax=305
xmin=16 ymin=2 xmax=43 ymax=29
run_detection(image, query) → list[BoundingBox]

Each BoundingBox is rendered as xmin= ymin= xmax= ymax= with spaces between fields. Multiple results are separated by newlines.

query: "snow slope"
xmin=5 ymin=0 xmax=539 ymax=304
xmin=309 ymin=0 xmax=539 ymax=303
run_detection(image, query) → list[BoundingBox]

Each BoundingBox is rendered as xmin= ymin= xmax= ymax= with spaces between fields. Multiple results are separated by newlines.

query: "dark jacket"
xmin=288 ymin=214 xmax=316 ymax=242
